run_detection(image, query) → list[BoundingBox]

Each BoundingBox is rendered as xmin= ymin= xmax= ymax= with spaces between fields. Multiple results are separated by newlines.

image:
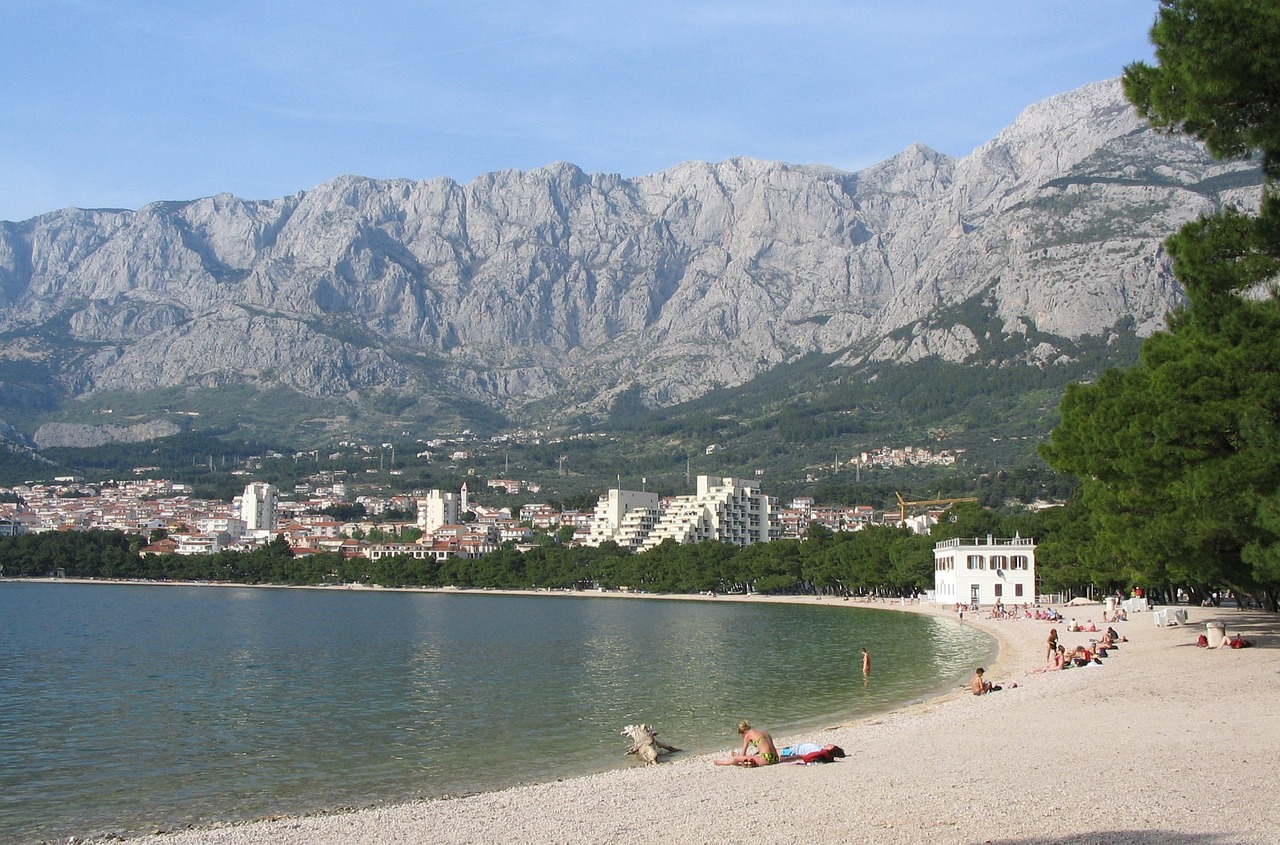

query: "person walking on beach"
xmin=714 ymin=721 xmax=780 ymax=767
xmin=861 ymin=647 xmax=870 ymax=676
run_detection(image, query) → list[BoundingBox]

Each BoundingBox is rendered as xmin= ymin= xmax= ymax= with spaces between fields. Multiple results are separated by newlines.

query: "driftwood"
xmin=620 ymin=724 xmax=681 ymax=765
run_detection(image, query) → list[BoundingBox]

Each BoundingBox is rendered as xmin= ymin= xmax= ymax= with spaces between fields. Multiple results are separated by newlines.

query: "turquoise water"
xmin=0 ymin=582 xmax=993 ymax=843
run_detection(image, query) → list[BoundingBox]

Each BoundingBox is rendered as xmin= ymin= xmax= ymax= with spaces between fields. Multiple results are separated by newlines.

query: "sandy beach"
xmin=104 ymin=594 xmax=1279 ymax=845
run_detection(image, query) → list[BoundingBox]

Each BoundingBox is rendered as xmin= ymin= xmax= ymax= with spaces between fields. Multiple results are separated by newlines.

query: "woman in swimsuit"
xmin=713 ymin=720 xmax=780 ymax=767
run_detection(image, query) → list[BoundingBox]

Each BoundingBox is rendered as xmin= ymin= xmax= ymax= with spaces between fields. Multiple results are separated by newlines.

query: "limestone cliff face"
xmin=0 ymin=79 xmax=1261 ymax=426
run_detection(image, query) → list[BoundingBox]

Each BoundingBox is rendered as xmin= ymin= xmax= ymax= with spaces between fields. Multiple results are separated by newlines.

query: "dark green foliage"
xmin=40 ymin=431 xmax=276 ymax=471
xmin=1124 ymin=0 xmax=1280 ymax=180
xmin=1042 ymin=288 xmax=1280 ymax=607
xmin=0 ymin=530 xmax=144 ymax=578
xmin=0 ymin=445 xmax=51 ymax=482
xmin=1043 ymin=1 xmax=1280 ymax=610
xmin=318 ymin=503 xmax=368 ymax=522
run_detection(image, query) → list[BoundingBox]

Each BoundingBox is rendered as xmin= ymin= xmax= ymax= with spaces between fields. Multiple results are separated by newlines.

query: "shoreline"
xmin=14 ymin=579 xmax=1280 ymax=843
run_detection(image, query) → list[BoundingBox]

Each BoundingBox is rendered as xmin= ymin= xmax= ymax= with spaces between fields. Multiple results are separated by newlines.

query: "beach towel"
xmin=793 ymin=747 xmax=844 ymax=768
xmin=787 ymin=745 xmax=846 ymax=764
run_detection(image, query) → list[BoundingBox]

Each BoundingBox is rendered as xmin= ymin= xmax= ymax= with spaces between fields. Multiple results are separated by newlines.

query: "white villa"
xmin=933 ymin=535 xmax=1036 ymax=607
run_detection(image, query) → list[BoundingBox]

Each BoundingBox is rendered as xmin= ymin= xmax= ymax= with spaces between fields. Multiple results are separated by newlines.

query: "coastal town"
xmin=0 ymin=423 xmax=974 ymax=560
xmin=0 ymin=471 xmax=954 ymax=563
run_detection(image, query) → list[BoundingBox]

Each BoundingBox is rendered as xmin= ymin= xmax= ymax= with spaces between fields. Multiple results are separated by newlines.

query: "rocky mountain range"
xmin=0 ymin=78 xmax=1262 ymax=448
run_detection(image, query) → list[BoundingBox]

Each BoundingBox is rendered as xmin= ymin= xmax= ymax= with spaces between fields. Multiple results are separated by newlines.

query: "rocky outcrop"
xmin=33 ymin=420 xmax=181 ymax=449
xmin=0 ymin=79 xmax=1262 ymax=427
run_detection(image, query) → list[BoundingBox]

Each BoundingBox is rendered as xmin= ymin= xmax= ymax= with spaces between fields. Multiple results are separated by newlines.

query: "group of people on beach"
xmin=984 ymin=600 xmax=1038 ymax=620
xmin=1033 ymin=622 xmax=1129 ymax=674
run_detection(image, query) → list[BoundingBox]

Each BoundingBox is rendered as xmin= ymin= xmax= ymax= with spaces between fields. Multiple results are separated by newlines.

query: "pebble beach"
xmin=104 ymin=595 xmax=1280 ymax=845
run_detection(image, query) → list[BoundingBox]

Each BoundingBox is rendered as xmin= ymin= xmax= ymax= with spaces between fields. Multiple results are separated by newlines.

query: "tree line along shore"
xmin=0 ymin=497 xmax=1268 ymax=611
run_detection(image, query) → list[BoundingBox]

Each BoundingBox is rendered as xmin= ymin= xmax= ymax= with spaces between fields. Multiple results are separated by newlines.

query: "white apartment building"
xmin=172 ymin=533 xmax=226 ymax=555
xmin=196 ymin=516 xmax=246 ymax=539
xmin=638 ymin=476 xmax=778 ymax=552
xmin=239 ymin=482 xmax=278 ymax=532
xmin=417 ymin=489 xmax=459 ymax=533
xmin=933 ymin=535 xmax=1037 ymax=607
xmin=583 ymin=488 xmax=661 ymax=550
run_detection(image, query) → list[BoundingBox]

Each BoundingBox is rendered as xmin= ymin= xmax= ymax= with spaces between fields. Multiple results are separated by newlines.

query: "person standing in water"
xmin=861 ymin=647 xmax=870 ymax=676
xmin=714 ymin=720 xmax=780 ymax=767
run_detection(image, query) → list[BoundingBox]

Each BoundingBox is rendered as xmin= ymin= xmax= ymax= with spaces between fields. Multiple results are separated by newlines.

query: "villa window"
xmin=967 ymin=555 xmax=983 ymax=570
xmin=1011 ymin=555 xmax=1029 ymax=570
xmin=990 ymin=555 xmax=1007 ymax=570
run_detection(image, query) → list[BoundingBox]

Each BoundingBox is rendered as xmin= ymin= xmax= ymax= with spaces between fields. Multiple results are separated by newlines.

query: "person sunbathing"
xmin=714 ymin=720 xmax=780 ymax=767
xmin=1223 ymin=634 xmax=1255 ymax=649
xmin=779 ymin=743 xmax=847 ymax=763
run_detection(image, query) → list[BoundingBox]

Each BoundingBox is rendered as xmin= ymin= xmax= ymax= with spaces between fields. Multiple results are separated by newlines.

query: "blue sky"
xmin=0 ymin=1 xmax=1159 ymax=223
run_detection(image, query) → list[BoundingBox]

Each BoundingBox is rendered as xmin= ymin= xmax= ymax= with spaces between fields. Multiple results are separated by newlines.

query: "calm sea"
xmin=0 ymin=581 xmax=993 ymax=843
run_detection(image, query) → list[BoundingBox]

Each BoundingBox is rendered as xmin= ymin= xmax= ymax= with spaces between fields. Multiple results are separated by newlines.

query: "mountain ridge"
xmin=0 ymin=78 xmax=1263 ymax=448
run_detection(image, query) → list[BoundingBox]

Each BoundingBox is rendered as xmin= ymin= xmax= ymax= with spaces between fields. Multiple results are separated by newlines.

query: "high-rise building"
xmin=418 ymin=489 xmax=460 ymax=533
xmin=639 ymin=476 xmax=777 ymax=551
xmin=583 ymin=488 xmax=661 ymax=550
xmin=240 ymin=482 xmax=278 ymax=532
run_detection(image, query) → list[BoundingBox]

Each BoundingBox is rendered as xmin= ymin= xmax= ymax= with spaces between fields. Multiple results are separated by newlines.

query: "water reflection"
xmin=0 ymin=584 xmax=992 ymax=842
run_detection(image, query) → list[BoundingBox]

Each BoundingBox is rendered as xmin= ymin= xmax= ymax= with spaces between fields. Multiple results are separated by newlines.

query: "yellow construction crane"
xmin=895 ymin=492 xmax=978 ymax=524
